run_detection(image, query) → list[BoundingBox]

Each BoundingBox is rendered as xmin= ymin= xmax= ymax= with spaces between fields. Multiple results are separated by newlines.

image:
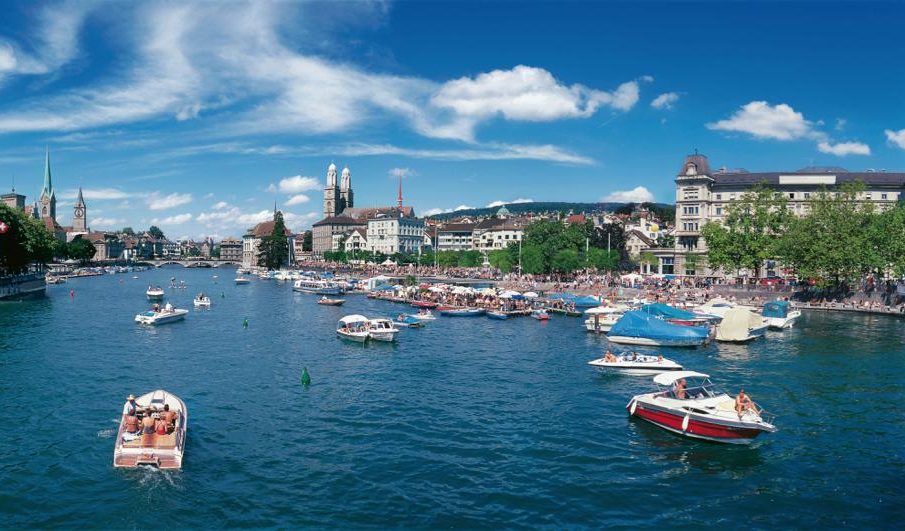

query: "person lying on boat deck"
xmin=141 ymin=413 xmax=156 ymax=434
xmin=735 ymin=389 xmax=756 ymax=417
xmin=123 ymin=394 xmax=140 ymax=416
xmin=124 ymin=413 xmax=141 ymax=434
xmin=604 ymin=350 xmax=618 ymax=363
xmin=674 ymin=379 xmax=687 ymax=400
xmin=162 ymin=404 xmax=177 ymax=430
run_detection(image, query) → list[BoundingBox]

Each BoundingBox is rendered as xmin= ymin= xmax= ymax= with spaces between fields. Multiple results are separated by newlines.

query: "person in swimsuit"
xmin=155 ymin=417 xmax=168 ymax=436
xmin=735 ymin=389 xmax=755 ymax=418
xmin=675 ymin=379 xmax=687 ymax=399
xmin=141 ymin=414 xmax=156 ymax=434
xmin=162 ymin=404 xmax=177 ymax=430
xmin=124 ymin=413 xmax=140 ymax=434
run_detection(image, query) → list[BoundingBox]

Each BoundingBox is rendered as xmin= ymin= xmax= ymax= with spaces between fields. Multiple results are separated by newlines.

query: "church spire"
xmin=76 ymin=186 xmax=85 ymax=206
xmin=397 ymin=174 xmax=403 ymax=208
xmin=42 ymin=147 xmax=53 ymax=199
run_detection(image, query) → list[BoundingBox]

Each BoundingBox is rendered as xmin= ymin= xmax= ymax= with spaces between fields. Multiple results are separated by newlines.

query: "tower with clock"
xmin=72 ymin=186 xmax=87 ymax=233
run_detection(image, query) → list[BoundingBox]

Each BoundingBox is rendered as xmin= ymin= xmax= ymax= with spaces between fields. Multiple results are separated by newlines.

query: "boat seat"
xmin=716 ymin=400 xmax=736 ymax=412
xmin=122 ymin=432 xmax=177 ymax=449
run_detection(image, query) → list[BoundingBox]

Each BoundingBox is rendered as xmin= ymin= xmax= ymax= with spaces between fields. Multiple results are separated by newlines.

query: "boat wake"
xmin=96 ymin=428 xmax=115 ymax=438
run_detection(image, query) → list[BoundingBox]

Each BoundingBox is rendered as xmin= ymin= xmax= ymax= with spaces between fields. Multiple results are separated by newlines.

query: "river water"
xmin=1 ymin=267 xmax=903 ymax=528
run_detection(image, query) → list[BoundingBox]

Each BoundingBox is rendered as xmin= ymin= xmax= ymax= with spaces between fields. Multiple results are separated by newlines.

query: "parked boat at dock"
xmin=607 ymin=310 xmax=711 ymax=347
xmin=113 ymin=390 xmax=187 ymax=469
xmin=234 ymin=277 xmax=250 ymax=285
xmin=439 ymin=307 xmax=486 ymax=317
xmin=293 ymin=278 xmax=344 ymax=295
xmin=584 ymin=306 xmax=625 ymax=333
xmin=715 ymin=307 xmax=768 ymax=343
xmin=487 ymin=311 xmax=508 ymax=320
xmin=393 ymin=314 xmax=424 ymax=328
xmin=762 ymin=300 xmax=801 ymax=329
xmin=588 ymin=352 xmax=683 ymax=375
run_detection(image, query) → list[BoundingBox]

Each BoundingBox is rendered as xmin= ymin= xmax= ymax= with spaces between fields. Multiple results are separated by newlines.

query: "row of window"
xmin=681 ymin=222 xmax=699 ymax=231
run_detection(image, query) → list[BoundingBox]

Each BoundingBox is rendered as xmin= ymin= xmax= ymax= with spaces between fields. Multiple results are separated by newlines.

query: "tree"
xmin=256 ymin=211 xmax=290 ymax=269
xmin=302 ymin=230 xmax=313 ymax=252
xmin=522 ymin=219 xmax=589 ymax=272
xmin=457 ymin=250 xmax=482 ymax=268
xmin=147 ymin=225 xmax=165 ymax=239
xmin=520 ymin=244 xmax=545 ymax=274
xmin=869 ymin=203 xmax=905 ymax=277
xmin=551 ymin=249 xmax=580 ymax=273
xmin=701 ymin=183 xmax=791 ymax=276
xmin=638 ymin=251 xmax=658 ymax=272
xmin=589 ymin=223 xmax=628 ymax=261
xmin=121 ymin=227 xmax=135 ymax=236
xmin=488 ymin=249 xmax=513 ymax=273
xmin=585 ymin=248 xmax=619 ymax=271
xmin=67 ymin=237 xmax=97 ymax=263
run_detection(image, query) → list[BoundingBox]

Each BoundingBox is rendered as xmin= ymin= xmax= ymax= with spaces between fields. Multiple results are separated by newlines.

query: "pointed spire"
xmin=397 ymin=174 xmax=403 ymax=208
xmin=42 ymin=146 xmax=53 ymax=198
xmin=76 ymin=186 xmax=85 ymax=206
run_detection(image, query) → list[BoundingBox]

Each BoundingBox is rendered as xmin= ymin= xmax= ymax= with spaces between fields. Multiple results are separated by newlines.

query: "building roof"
xmin=342 ymin=206 xmax=415 ymax=219
xmin=246 ymin=220 xmax=293 ymax=237
xmin=438 ymin=222 xmax=475 ymax=233
xmin=711 ymin=170 xmax=905 ymax=188
xmin=220 ymin=237 xmax=242 ymax=245
xmin=474 ymin=218 xmax=526 ymax=231
xmin=42 ymin=217 xmax=63 ymax=233
xmin=566 ymin=214 xmax=586 ymax=225
xmin=627 ymin=229 xmax=656 ymax=247
xmin=312 ymin=215 xmax=367 ymax=228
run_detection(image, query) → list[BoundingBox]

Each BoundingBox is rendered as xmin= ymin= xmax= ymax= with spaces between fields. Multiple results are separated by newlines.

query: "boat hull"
xmin=487 ymin=312 xmax=508 ymax=320
xmin=368 ymin=331 xmax=398 ymax=342
xmin=134 ymin=310 xmax=188 ymax=325
xmin=607 ymin=335 xmax=707 ymax=347
xmin=337 ymin=330 xmax=368 ymax=342
xmin=628 ymin=401 xmax=768 ymax=444
xmin=766 ymin=312 xmax=800 ymax=330
xmin=439 ymin=308 xmax=486 ymax=317
xmin=411 ymin=301 xmax=438 ymax=309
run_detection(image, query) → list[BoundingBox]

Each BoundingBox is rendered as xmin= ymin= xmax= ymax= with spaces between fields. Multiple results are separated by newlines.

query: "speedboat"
xmin=367 ymin=318 xmax=400 ymax=342
xmin=607 ymin=310 xmax=711 ymax=347
xmin=293 ymin=278 xmax=344 ymax=295
xmin=411 ymin=301 xmax=439 ymax=309
xmin=412 ymin=310 xmax=436 ymax=321
xmin=715 ymin=307 xmax=769 ymax=343
xmin=146 ymin=286 xmax=165 ymax=299
xmin=626 ymin=371 xmax=777 ymax=444
xmin=588 ymin=352 xmax=683 ymax=375
xmin=193 ymin=295 xmax=211 ymax=308
xmin=762 ymin=300 xmax=801 ymax=330
xmin=113 ymin=390 xmax=187 ymax=469
xmin=439 ymin=307 xmax=486 ymax=317
xmin=234 ymin=277 xmax=250 ymax=285
xmin=531 ymin=309 xmax=550 ymax=321
xmin=135 ymin=306 xmax=188 ymax=325
xmin=487 ymin=311 xmax=508 ymax=320
xmin=317 ymin=297 xmax=345 ymax=306
xmin=584 ymin=306 xmax=625 ymax=333
xmin=337 ymin=315 xmax=370 ymax=342
xmin=393 ymin=314 xmax=424 ymax=328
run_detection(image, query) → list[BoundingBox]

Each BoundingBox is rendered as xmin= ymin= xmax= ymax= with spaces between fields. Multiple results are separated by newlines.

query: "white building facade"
xmin=366 ymin=212 xmax=425 ymax=255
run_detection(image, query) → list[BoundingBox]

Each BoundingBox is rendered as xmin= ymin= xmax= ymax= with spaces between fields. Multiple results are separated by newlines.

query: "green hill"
xmin=427 ymin=201 xmax=675 ymax=222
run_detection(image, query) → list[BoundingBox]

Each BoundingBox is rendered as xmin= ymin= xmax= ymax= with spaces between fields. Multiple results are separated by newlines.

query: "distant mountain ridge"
xmin=426 ymin=201 xmax=675 ymax=221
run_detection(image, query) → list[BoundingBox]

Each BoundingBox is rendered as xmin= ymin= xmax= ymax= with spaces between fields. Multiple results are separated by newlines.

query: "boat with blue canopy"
xmin=641 ymin=303 xmax=715 ymax=326
xmin=762 ymin=300 xmax=801 ymax=329
xmin=608 ymin=310 xmax=711 ymax=347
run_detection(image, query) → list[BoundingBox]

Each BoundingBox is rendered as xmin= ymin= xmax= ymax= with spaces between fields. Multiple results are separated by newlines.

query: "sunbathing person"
xmin=674 ymin=379 xmax=687 ymax=399
xmin=735 ymin=389 xmax=756 ymax=418
xmin=603 ymin=350 xmax=618 ymax=363
xmin=124 ymin=413 xmax=140 ymax=434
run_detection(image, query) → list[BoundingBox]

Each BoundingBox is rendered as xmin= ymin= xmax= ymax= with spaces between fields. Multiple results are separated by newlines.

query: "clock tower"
xmin=72 ymin=186 xmax=87 ymax=232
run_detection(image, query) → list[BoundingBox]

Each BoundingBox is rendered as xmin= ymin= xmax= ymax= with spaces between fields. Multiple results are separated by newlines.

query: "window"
xmin=804 ymin=192 xmax=810 ymax=199
xmin=729 ymin=193 xmax=735 ymax=200
xmin=882 ymin=193 xmax=888 ymax=200
xmin=788 ymin=193 xmax=795 ymax=199
xmin=715 ymin=193 xmax=722 ymax=200
xmin=715 ymin=207 xmax=723 ymax=216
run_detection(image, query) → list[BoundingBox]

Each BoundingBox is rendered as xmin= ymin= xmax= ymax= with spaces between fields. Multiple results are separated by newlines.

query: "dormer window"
xmin=685 ymin=163 xmax=697 ymax=176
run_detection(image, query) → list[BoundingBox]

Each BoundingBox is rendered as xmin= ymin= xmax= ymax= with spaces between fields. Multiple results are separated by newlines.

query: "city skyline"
xmin=0 ymin=1 xmax=903 ymax=238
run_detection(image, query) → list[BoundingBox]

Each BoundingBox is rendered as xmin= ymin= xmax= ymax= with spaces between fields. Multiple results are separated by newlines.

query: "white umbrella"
xmin=523 ymin=291 xmax=539 ymax=298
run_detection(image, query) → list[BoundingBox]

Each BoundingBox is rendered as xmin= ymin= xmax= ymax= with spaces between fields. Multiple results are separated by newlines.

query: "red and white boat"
xmin=411 ymin=301 xmax=439 ymax=309
xmin=626 ymin=371 xmax=777 ymax=444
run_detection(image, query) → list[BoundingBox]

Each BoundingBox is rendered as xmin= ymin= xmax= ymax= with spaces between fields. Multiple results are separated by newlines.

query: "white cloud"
xmin=816 ymin=141 xmax=871 ymax=156
xmin=91 ymin=216 xmax=125 ymax=228
xmin=267 ymin=175 xmax=320 ymax=194
xmin=651 ymin=92 xmax=679 ymax=110
xmin=388 ymin=167 xmax=416 ymax=179
xmin=151 ymin=213 xmax=193 ymax=225
xmin=212 ymin=201 xmax=230 ymax=210
xmin=422 ymin=208 xmax=447 ymax=217
xmin=147 ymin=192 xmax=193 ymax=210
xmin=707 ymin=101 xmax=813 ymax=140
xmin=486 ymin=198 xmax=534 ymax=208
xmin=329 ymin=142 xmax=594 ymax=165
xmin=61 ymin=188 xmax=131 ymax=200
xmin=603 ymin=186 xmax=655 ymax=203
xmin=454 ymin=205 xmax=473 ymax=211
xmin=885 ymin=129 xmax=905 ymax=150
xmin=285 ymin=194 xmax=310 ymax=206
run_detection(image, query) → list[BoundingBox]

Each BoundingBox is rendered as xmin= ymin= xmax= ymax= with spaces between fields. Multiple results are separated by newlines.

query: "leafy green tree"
xmin=869 ymin=203 xmax=905 ymax=276
xmin=638 ymin=251 xmax=658 ymax=272
xmin=323 ymin=250 xmax=347 ymax=262
xmin=147 ymin=225 xmax=165 ymax=239
xmin=520 ymin=244 xmax=545 ymax=274
xmin=551 ymin=249 xmax=580 ymax=273
xmin=589 ymin=222 xmax=628 ymax=260
xmin=256 ymin=211 xmax=290 ymax=269
xmin=437 ymin=250 xmax=459 ymax=267
xmin=585 ymin=248 xmax=620 ymax=270
xmin=701 ymin=183 xmax=791 ymax=276
xmin=302 ymin=230 xmax=313 ymax=252
xmin=67 ymin=237 xmax=97 ymax=263
xmin=457 ymin=250 xmax=482 ymax=267
xmin=523 ymin=219 xmax=589 ymax=271
xmin=488 ymin=249 xmax=513 ymax=273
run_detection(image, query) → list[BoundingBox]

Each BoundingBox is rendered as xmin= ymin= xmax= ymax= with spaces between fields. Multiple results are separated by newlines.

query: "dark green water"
xmin=1 ymin=267 xmax=903 ymax=528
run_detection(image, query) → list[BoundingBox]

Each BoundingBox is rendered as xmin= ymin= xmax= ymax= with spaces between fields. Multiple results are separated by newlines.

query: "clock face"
xmin=75 ymin=206 xmax=84 ymax=217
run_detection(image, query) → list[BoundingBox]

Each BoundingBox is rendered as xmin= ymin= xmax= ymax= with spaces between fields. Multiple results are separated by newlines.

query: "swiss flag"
xmin=0 ymin=220 xmax=9 ymax=234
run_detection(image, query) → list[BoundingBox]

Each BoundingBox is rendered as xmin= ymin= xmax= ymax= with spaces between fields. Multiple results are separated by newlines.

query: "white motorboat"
xmin=626 ymin=371 xmax=777 ymax=444
xmin=337 ymin=314 xmax=370 ymax=342
xmin=588 ymin=352 xmax=683 ymax=375
xmin=762 ymin=300 xmax=801 ymax=329
xmin=412 ymin=310 xmax=436 ymax=321
xmin=146 ymin=286 xmax=165 ymax=299
xmin=367 ymin=318 xmax=400 ymax=342
xmin=135 ymin=305 xmax=188 ymax=325
xmin=584 ymin=305 xmax=626 ymax=334
xmin=193 ymin=295 xmax=211 ymax=307
xmin=715 ymin=307 xmax=768 ymax=343
xmin=693 ymin=298 xmax=756 ymax=320
xmin=293 ymin=278 xmax=344 ymax=295
xmin=114 ymin=390 xmax=187 ymax=469
xmin=235 ymin=277 xmax=250 ymax=285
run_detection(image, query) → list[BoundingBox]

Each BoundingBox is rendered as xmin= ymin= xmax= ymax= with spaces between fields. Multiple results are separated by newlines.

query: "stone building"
xmin=366 ymin=209 xmax=425 ymax=255
xmin=219 ymin=237 xmax=242 ymax=262
xmin=436 ymin=223 xmax=475 ymax=251
xmin=242 ymin=218 xmax=294 ymax=268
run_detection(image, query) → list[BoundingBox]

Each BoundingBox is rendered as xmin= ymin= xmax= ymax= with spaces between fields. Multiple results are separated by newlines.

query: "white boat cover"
xmin=716 ymin=307 xmax=764 ymax=341
xmin=585 ymin=305 xmax=624 ymax=315
xmin=653 ymin=370 xmax=709 ymax=386
xmin=338 ymin=314 xmax=369 ymax=324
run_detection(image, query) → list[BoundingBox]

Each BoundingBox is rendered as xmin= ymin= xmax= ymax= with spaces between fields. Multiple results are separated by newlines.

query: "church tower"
xmin=339 ymin=166 xmax=353 ymax=213
xmin=39 ymin=147 xmax=56 ymax=221
xmin=72 ymin=186 xmax=87 ymax=232
xmin=324 ymin=162 xmax=339 ymax=218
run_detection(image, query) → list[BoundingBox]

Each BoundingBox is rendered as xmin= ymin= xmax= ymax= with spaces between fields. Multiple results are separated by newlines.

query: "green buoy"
xmin=221 ymin=292 xmax=225 ymax=298
xmin=243 ymin=317 xmax=248 ymax=328
xmin=301 ymin=367 xmax=311 ymax=386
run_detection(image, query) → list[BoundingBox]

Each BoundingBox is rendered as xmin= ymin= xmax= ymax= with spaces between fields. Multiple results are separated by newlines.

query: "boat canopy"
xmin=609 ymin=311 xmax=710 ymax=341
xmin=762 ymin=300 xmax=791 ymax=318
xmin=338 ymin=314 xmax=369 ymax=325
xmin=716 ymin=308 xmax=761 ymax=341
xmin=641 ymin=303 xmax=697 ymax=320
xmin=653 ymin=370 xmax=710 ymax=386
xmin=585 ymin=306 xmax=622 ymax=315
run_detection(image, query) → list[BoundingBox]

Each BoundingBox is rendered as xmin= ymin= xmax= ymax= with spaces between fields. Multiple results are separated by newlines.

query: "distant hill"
xmin=427 ymin=202 xmax=676 ymax=222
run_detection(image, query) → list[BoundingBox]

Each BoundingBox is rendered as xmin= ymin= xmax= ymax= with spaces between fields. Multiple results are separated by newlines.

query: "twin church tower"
xmin=323 ymin=162 xmax=354 ymax=218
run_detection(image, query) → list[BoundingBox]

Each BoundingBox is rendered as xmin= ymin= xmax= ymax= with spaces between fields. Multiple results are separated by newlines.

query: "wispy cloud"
xmin=388 ymin=167 xmax=416 ymax=179
xmin=602 ymin=186 xmax=654 ymax=203
xmin=151 ymin=213 xmax=193 ymax=225
xmin=285 ymin=194 xmax=310 ymax=206
xmin=90 ymin=216 xmax=125 ymax=228
xmin=266 ymin=175 xmax=320 ymax=194
xmin=61 ymin=187 xmax=131 ymax=200
xmin=651 ymin=92 xmax=679 ymax=110
xmin=817 ymin=141 xmax=870 ymax=156
xmin=486 ymin=198 xmax=533 ymax=208
xmin=885 ymin=129 xmax=905 ymax=150
xmin=147 ymin=192 xmax=193 ymax=210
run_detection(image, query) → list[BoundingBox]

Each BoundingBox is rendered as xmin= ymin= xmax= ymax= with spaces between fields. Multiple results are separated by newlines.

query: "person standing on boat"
xmin=123 ymin=394 xmax=140 ymax=416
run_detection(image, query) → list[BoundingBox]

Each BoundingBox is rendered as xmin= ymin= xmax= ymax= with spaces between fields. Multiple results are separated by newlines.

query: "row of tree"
xmin=701 ymin=182 xmax=905 ymax=286
xmin=0 ymin=204 xmax=57 ymax=274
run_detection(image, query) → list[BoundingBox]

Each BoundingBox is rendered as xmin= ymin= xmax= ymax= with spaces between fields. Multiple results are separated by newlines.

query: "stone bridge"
xmin=147 ymin=259 xmax=241 ymax=268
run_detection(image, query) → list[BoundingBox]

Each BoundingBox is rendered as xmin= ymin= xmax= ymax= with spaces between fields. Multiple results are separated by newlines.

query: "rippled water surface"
xmin=1 ymin=268 xmax=903 ymax=528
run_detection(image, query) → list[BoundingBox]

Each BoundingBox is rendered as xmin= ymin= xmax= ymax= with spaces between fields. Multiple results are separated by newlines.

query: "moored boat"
xmin=114 ymin=390 xmax=187 ymax=469
xmin=393 ymin=314 xmax=424 ymax=328
xmin=531 ymin=309 xmax=550 ymax=321
xmin=411 ymin=300 xmax=439 ymax=309
xmin=487 ymin=310 xmax=508 ymax=320
xmin=642 ymin=303 xmax=715 ymax=326
xmin=584 ymin=305 xmax=625 ymax=333
xmin=193 ymin=293 xmax=211 ymax=307
xmin=715 ymin=307 xmax=769 ymax=343
xmin=234 ymin=277 xmax=250 ymax=285
xmin=293 ymin=278 xmax=344 ymax=295
xmin=412 ymin=310 xmax=436 ymax=320
xmin=626 ymin=371 xmax=777 ymax=444
xmin=146 ymin=286 xmax=165 ymax=299
xmin=588 ymin=351 xmax=683 ymax=375
xmin=762 ymin=300 xmax=801 ymax=330
xmin=367 ymin=318 xmax=400 ymax=341
xmin=135 ymin=305 xmax=188 ymax=325
xmin=607 ymin=310 xmax=711 ymax=347
xmin=337 ymin=315 xmax=370 ymax=342
xmin=317 ymin=296 xmax=345 ymax=306
xmin=439 ymin=307 xmax=486 ymax=317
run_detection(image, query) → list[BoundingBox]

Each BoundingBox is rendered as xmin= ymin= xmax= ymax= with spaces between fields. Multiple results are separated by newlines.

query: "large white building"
xmin=472 ymin=218 xmax=526 ymax=252
xmin=436 ymin=223 xmax=475 ymax=251
xmin=366 ymin=210 xmax=425 ymax=255
xmin=671 ymin=153 xmax=905 ymax=277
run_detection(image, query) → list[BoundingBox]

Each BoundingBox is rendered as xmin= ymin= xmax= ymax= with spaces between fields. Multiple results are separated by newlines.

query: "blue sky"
xmin=0 ymin=0 xmax=903 ymax=238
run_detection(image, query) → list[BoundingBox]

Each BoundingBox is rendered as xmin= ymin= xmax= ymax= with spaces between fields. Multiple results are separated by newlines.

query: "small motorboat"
xmin=367 ymin=318 xmax=400 ymax=342
xmin=411 ymin=301 xmax=439 ymax=309
xmin=584 ymin=306 xmax=625 ymax=334
xmin=439 ymin=307 xmax=486 ymax=317
xmin=114 ymin=390 xmax=187 ymax=469
xmin=135 ymin=305 xmax=188 ymax=325
xmin=588 ymin=352 xmax=683 ymax=375
xmin=762 ymin=300 xmax=801 ymax=330
xmin=146 ymin=286 xmax=165 ymax=299
xmin=235 ymin=277 xmax=250 ymax=285
xmin=626 ymin=371 xmax=777 ymax=444
xmin=715 ymin=307 xmax=769 ymax=343
xmin=317 ymin=297 xmax=345 ymax=306
xmin=487 ymin=311 xmax=508 ymax=320
xmin=412 ymin=310 xmax=436 ymax=321
xmin=193 ymin=295 xmax=211 ymax=308
xmin=607 ymin=311 xmax=711 ymax=347
xmin=531 ymin=309 xmax=550 ymax=321
xmin=337 ymin=315 xmax=370 ymax=342
xmin=393 ymin=314 xmax=424 ymax=328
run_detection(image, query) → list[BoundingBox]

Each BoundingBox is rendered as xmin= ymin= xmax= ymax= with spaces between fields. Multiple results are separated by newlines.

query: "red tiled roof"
xmin=247 ymin=220 xmax=293 ymax=237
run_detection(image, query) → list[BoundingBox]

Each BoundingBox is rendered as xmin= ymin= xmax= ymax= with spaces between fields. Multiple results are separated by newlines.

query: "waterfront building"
xmin=672 ymin=153 xmax=905 ymax=276
xmin=366 ymin=210 xmax=425 ymax=255
xmin=344 ymin=228 xmax=368 ymax=254
xmin=1 ymin=189 xmax=25 ymax=210
xmin=242 ymin=219 xmax=294 ymax=268
xmin=472 ymin=218 xmax=526 ymax=252
xmin=219 ymin=237 xmax=242 ymax=262
xmin=84 ymin=232 xmax=124 ymax=261
xmin=312 ymin=215 xmax=366 ymax=255
xmin=436 ymin=222 xmax=475 ymax=251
